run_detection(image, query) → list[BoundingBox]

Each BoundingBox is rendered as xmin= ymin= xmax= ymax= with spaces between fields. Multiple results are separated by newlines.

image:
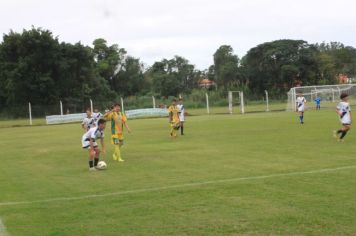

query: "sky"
xmin=1 ymin=0 xmax=356 ymax=70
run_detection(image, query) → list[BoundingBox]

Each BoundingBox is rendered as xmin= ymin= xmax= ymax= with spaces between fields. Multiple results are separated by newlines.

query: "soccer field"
xmin=0 ymin=110 xmax=355 ymax=235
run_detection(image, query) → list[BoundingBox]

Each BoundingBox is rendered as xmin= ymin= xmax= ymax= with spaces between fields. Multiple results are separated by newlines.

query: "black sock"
xmin=94 ymin=158 xmax=99 ymax=167
xmin=181 ymin=126 xmax=184 ymax=135
xmin=340 ymin=131 xmax=348 ymax=139
xmin=89 ymin=160 xmax=94 ymax=168
xmin=337 ymin=129 xmax=343 ymax=134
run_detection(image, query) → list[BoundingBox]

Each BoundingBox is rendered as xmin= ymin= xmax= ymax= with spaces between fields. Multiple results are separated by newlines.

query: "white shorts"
xmin=297 ymin=106 xmax=305 ymax=112
xmin=341 ymin=118 xmax=351 ymax=125
xmin=82 ymin=139 xmax=98 ymax=149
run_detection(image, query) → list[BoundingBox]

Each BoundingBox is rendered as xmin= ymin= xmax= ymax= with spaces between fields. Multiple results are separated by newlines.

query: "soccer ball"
xmin=96 ymin=161 xmax=107 ymax=170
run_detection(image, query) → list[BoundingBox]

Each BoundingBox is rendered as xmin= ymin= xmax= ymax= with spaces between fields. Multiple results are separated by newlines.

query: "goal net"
xmin=287 ymin=84 xmax=356 ymax=111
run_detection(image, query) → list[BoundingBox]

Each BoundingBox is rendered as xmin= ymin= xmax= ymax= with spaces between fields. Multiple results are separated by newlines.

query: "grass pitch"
xmin=0 ymin=110 xmax=355 ymax=235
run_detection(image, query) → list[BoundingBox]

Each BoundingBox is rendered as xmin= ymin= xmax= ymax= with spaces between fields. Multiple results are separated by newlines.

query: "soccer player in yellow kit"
xmin=168 ymin=98 xmax=180 ymax=138
xmin=105 ymin=104 xmax=131 ymax=162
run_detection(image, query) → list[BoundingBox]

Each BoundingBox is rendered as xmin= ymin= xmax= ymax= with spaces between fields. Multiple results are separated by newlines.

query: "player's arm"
xmin=124 ymin=121 xmax=131 ymax=133
xmin=89 ymin=137 xmax=96 ymax=156
xmin=81 ymin=121 xmax=86 ymax=131
xmin=336 ymin=108 xmax=342 ymax=116
xmin=121 ymin=115 xmax=131 ymax=133
xmin=103 ymin=110 xmax=112 ymax=120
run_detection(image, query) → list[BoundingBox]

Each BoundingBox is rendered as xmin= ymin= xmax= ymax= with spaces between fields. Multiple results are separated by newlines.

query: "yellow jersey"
xmin=168 ymin=105 xmax=180 ymax=125
xmin=105 ymin=111 xmax=127 ymax=137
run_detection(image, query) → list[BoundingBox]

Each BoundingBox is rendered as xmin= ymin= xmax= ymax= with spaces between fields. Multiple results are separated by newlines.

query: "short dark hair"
xmin=340 ymin=93 xmax=349 ymax=100
xmin=172 ymin=98 xmax=177 ymax=102
xmin=97 ymin=119 xmax=106 ymax=125
xmin=113 ymin=103 xmax=121 ymax=107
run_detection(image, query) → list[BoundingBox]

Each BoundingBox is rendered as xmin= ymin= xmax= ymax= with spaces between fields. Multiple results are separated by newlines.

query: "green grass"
xmin=0 ymin=110 xmax=355 ymax=235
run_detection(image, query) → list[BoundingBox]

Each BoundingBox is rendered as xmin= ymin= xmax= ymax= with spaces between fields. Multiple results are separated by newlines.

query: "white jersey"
xmin=337 ymin=101 xmax=352 ymax=124
xmin=81 ymin=127 xmax=105 ymax=149
xmin=82 ymin=117 xmax=96 ymax=131
xmin=92 ymin=112 xmax=103 ymax=124
xmin=296 ymin=97 xmax=306 ymax=112
xmin=177 ymin=104 xmax=185 ymax=122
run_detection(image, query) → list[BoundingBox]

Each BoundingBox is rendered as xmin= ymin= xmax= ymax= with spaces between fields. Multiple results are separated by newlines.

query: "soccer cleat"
xmin=118 ymin=158 xmax=125 ymax=162
xmin=89 ymin=167 xmax=97 ymax=171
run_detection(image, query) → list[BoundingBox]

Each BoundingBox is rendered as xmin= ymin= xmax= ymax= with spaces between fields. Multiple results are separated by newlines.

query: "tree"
xmin=213 ymin=45 xmax=240 ymax=89
xmin=146 ymin=56 xmax=199 ymax=97
xmin=115 ymin=56 xmax=146 ymax=96
xmin=92 ymin=38 xmax=127 ymax=92
xmin=241 ymin=40 xmax=320 ymax=96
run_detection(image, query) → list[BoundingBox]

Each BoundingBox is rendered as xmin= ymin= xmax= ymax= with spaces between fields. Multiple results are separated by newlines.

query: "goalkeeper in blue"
xmin=334 ymin=93 xmax=352 ymax=142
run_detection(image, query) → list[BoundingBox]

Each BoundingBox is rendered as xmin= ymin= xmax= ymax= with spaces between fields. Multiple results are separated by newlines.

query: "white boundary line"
xmin=0 ymin=165 xmax=355 ymax=207
xmin=0 ymin=218 xmax=10 ymax=236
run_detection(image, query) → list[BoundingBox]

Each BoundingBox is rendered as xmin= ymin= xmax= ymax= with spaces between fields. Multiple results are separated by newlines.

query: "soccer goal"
xmin=228 ymin=91 xmax=245 ymax=114
xmin=287 ymin=84 xmax=356 ymax=111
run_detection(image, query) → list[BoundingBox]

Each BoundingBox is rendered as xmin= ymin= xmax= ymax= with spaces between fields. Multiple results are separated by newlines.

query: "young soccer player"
xmin=81 ymin=118 xmax=106 ymax=171
xmin=334 ymin=93 xmax=352 ymax=142
xmin=92 ymin=108 xmax=103 ymax=125
xmin=168 ymin=98 xmax=180 ymax=138
xmin=177 ymin=98 xmax=185 ymax=135
xmin=105 ymin=104 xmax=131 ymax=162
xmin=296 ymin=93 xmax=307 ymax=124
xmin=314 ymin=96 xmax=321 ymax=110
xmin=82 ymin=108 xmax=96 ymax=132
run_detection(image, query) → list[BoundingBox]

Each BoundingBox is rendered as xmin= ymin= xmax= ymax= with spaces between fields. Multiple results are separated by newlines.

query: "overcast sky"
xmin=1 ymin=0 xmax=355 ymax=69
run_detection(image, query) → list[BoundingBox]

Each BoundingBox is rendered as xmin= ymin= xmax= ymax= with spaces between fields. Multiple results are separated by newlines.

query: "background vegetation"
xmin=1 ymin=27 xmax=356 ymax=117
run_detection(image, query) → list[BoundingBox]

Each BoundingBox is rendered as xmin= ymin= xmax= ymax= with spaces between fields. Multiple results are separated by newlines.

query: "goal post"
xmin=287 ymin=84 xmax=356 ymax=111
xmin=228 ymin=91 xmax=244 ymax=114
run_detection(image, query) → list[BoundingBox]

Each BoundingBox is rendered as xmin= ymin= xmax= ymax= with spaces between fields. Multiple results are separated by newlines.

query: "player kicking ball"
xmin=82 ymin=119 xmax=106 ymax=171
xmin=296 ymin=93 xmax=307 ymax=124
xmin=334 ymin=93 xmax=352 ymax=142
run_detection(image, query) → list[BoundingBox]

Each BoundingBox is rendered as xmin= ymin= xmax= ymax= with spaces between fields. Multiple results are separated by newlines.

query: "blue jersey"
xmin=315 ymin=97 xmax=321 ymax=105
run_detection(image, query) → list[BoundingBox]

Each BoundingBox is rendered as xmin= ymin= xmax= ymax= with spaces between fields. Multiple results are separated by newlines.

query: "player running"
xmin=334 ymin=93 xmax=352 ymax=142
xmin=296 ymin=93 xmax=307 ymax=124
xmin=168 ymin=98 xmax=180 ymax=138
xmin=81 ymin=119 xmax=106 ymax=171
xmin=104 ymin=104 xmax=131 ymax=162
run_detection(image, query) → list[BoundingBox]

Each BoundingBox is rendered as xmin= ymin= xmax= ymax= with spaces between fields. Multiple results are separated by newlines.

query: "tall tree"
xmin=213 ymin=45 xmax=240 ymax=89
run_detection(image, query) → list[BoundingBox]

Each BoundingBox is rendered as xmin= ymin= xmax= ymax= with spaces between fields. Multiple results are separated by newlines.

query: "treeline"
xmin=1 ymin=27 xmax=356 ymax=113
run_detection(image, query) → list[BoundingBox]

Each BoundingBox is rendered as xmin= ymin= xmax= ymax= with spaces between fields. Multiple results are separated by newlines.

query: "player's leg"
xmin=170 ymin=124 xmax=175 ymax=138
xmin=117 ymin=139 xmax=124 ymax=162
xmin=93 ymin=146 xmax=100 ymax=167
xmin=339 ymin=125 xmax=351 ymax=140
xmin=299 ymin=111 xmax=304 ymax=124
xmin=82 ymin=139 xmax=96 ymax=171
xmin=88 ymin=148 xmax=96 ymax=171
xmin=111 ymin=136 xmax=118 ymax=160
xmin=180 ymin=121 xmax=184 ymax=135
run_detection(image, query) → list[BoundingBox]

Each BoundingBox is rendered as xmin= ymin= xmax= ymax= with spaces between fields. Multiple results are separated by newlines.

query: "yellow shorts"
xmin=111 ymin=134 xmax=124 ymax=145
